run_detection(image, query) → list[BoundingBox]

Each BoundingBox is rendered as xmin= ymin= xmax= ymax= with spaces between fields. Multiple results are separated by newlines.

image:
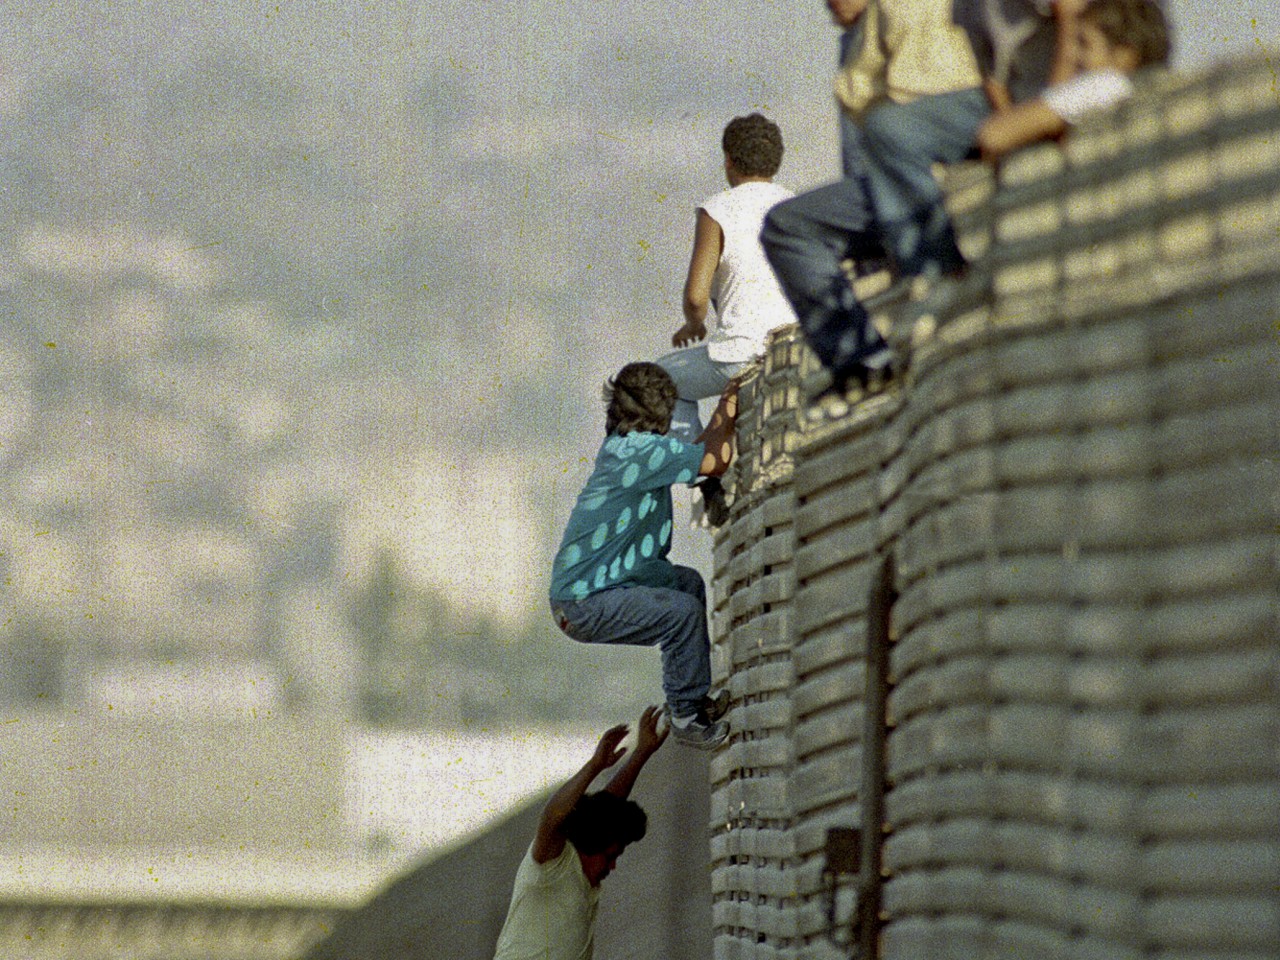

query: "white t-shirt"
xmin=1042 ymin=68 xmax=1134 ymax=124
xmin=493 ymin=843 xmax=599 ymax=960
xmin=700 ymin=180 xmax=797 ymax=363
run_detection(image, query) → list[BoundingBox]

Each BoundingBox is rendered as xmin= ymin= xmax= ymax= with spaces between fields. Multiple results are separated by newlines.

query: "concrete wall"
xmin=0 ymin=709 xmax=357 ymax=959
xmin=710 ymin=53 xmax=1280 ymax=960
xmin=0 ymin=708 xmax=348 ymax=850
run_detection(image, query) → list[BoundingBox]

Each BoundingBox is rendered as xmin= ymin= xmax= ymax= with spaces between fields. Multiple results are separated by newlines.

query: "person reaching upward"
xmin=550 ymin=363 xmax=738 ymax=748
xmin=493 ymin=706 xmax=668 ymax=960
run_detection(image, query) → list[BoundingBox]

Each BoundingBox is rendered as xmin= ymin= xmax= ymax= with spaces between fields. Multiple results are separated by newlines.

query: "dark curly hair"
xmin=604 ymin=362 xmax=677 ymax=436
xmin=561 ymin=791 xmax=648 ymax=855
xmin=722 ymin=113 xmax=784 ymax=178
xmin=1082 ymin=0 xmax=1171 ymax=68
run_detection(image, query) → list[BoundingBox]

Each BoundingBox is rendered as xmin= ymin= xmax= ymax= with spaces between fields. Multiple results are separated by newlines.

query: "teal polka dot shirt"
xmin=550 ymin=432 xmax=703 ymax=601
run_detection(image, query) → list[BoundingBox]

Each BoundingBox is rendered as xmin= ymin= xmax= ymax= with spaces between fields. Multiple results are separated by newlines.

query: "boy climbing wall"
xmin=549 ymin=362 xmax=738 ymax=748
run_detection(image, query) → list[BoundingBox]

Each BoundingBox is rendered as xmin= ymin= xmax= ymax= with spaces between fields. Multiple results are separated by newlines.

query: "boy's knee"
xmin=670 ymin=565 xmax=707 ymax=601
xmin=651 ymin=595 xmax=705 ymax=647
xmin=676 ymin=593 xmax=706 ymax=623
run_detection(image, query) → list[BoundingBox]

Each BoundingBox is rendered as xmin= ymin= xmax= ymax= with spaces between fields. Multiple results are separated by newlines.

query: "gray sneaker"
xmin=669 ymin=709 xmax=730 ymax=750
xmin=696 ymin=478 xmax=731 ymax=528
xmin=701 ymin=690 xmax=730 ymax=722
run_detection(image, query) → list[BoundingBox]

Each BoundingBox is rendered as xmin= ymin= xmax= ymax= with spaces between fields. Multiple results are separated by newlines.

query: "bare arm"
xmin=983 ymin=78 xmax=1013 ymax=112
xmin=979 ymin=0 xmax=1082 ymax=164
xmin=838 ymin=0 xmax=870 ymax=23
xmin=1049 ymin=0 xmax=1088 ymax=86
xmin=696 ymin=379 xmax=739 ymax=477
xmin=600 ymin=705 xmax=668 ymax=801
xmin=673 ymin=210 xmax=723 ymax=348
xmin=977 ymin=99 xmax=1067 ymax=163
xmin=532 ymin=724 xmax=628 ymax=863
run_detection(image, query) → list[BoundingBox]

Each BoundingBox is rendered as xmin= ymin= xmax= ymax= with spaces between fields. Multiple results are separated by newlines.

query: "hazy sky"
xmin=0 ymin=0 xmax=1276 ymax=876
xmin=1 ymin=0 xmax=1277 ymax=625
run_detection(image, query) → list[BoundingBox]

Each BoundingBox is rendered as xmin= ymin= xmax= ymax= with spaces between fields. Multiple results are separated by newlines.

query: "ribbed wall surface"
xmin=711 ymin=332 xmax=803 ymax=960
xmin=709 ymin=53 xmax=1280 ymax=960
xmin=789 ymin=390 xmax=901 ymax=960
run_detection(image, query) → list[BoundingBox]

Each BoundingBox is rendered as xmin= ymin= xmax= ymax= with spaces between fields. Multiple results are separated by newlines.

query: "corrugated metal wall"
xmin=709 ymin=54 xmax=1280 ymax=960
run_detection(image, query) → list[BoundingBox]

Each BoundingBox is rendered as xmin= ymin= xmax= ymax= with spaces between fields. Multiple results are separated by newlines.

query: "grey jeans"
xmin=656 ymin=345 xmax=749 ymax=444
xmin=551 ymin=564 xmax=710 ymax=717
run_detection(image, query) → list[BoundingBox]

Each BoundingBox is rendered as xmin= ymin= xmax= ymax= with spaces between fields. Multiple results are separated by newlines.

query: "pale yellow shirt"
xmin=836 ymin=0 xmax=982 ymax=119
xmin=494 ymin=843 xmax=599 ymax=960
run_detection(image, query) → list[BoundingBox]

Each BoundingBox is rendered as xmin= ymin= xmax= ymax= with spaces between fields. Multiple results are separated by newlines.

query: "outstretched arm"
xmin=601 ymin=705 xmax=669 ymax=801
xmin=1048 ymin=0 xmax=1088 ymax=87
xmin=532 ymin=723 xmax=628 ymax=863
xmin=977 ymin=99 xmax=1066 ymax=162
xmin=978 ymin=0 xmax=1084 ymax=163
xmin=696 ymin=379 xmax=740 ymax=477
xmin=983 ymin=78 xmax=1013 ymax=112
xmin=673 ymin=210 xmax=723 ymax=348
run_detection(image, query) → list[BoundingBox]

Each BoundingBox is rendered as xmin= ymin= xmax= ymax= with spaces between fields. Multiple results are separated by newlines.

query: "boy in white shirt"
xmin=658 ymin=113 xmax=793 ymax=524
xmin=659 ymin=113 xmax=795 ymax=446
xmin=977 ymin=0 xmax=1171 ymax=161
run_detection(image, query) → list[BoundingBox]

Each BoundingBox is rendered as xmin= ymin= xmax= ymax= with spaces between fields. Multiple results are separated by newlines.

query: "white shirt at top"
xmin=1042 ymin=67 xmax=1134 ymax=124
xmin=700 ymin=180 xmax=797 ymax=364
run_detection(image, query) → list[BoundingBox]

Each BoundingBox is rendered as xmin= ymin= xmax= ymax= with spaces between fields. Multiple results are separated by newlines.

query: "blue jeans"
xmin=840 ymin=110 xmax=871 ymax=182
xmin=861 ymin=88 xmax=991 ymax=276
xmin=656 ymin=346 xmax=749 ymax=443
xmin=760 ymin=176 xmax=888 ymax=378
xmin=551 ymin=565 xmax=709 ymax=717
xmin=838 ymin=22 xmax=871 ymax=182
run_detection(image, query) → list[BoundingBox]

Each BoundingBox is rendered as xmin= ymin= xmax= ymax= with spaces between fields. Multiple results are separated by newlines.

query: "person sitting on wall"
xmin=659 ymin=113 xmax=795 ymax=443
xmin=976 ymin=0 xmax=1171 ymax=161
xmin=493 ymin=706 xmax=667 ymax=960
xmin=656 ymin=112 xmax=795 ymax=525
xmin=760 ymin=0 xmax=982 ymax=401
xmin=550 ymin=362 xmax=738 ymax=749
xmin=952 ymin=0 xmax=1061 ymax=115
xmin=830 ymin=0 xmax=874 ymax=181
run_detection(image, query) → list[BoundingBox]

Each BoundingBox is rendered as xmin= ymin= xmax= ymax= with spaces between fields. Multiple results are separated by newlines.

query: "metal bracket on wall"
xmin=856 ymin=553 xmax=898 ymax=960
xmin=821 ymin=826 xmax=862 ymax=951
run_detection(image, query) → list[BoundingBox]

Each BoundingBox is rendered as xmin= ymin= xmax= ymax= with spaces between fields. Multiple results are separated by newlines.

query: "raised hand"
xmin=672 ymin=319 xmax=708 ymax=348
xmin=635 ymin=705 xmax=670 ymax=755
xmin=591 ymin=723 xmax=630 ymax=771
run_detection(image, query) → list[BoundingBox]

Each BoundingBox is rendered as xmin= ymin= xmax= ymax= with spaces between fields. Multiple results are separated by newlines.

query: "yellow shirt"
xmin=836 ymin=0 xmax=982 ymax=119
xmin=494 ymin=843 xmax=600 ymax=960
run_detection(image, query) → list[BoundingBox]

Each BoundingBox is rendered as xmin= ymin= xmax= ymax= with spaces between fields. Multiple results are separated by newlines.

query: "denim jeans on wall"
xmin=761 ymin=88 xmax=992 ymax=379
xmin=551 ymin=564 xmax=710 ymax=717
xmin=760 ymin=176 xmax=888 ymax=378
xmin=860 ymin=87 xmax=992 ymax=276
xmin=656 ymin=345 xmax=749 ymax=444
